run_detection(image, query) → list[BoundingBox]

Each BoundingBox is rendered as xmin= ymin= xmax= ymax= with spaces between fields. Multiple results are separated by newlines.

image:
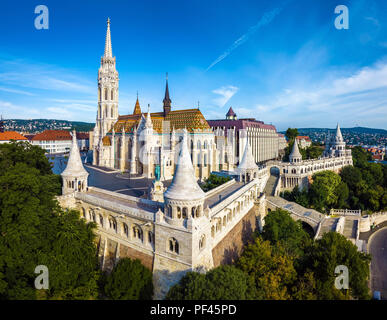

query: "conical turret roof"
xmin=335 ymin=123 xmax=343 ymax=142
xmin=289 ymin=139 xmax=302 ymax=160
xmin=237 ymin=139 xmax=257 ymax=171
xmin=61 ymin=130 xmax=89 ymax=178
xmin=164 ymin=131 xmax=205 ymax=201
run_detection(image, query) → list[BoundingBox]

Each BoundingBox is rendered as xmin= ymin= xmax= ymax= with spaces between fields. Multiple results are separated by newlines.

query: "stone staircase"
xmin=316 ymin=217 xmax=338 ymax=239
xmin=264 ymin=174 xmax=278 ymax=196
xmin=343 ymin=218 xmax=357 ymax=240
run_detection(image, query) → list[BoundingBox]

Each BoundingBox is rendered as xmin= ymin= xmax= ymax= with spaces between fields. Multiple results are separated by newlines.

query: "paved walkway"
xmin=369 ymin=228 xmax=387 ymax=300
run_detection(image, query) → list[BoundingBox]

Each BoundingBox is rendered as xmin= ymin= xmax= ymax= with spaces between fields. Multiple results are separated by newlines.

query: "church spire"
xmin=335 ymin=123 xmax=343 ymax=142
xmin=133 ymin=92 xmax=142 ymax=115
xmin=163 ymin=73 xmax=171 ymax=116
xmin=104 ymin=17 xmax=113 ymax=58
xmin=289 ymin=139 xmax=302 ymax=163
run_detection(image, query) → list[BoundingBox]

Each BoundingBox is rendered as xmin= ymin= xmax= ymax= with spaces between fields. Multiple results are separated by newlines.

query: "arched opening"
xmin=301 ymin=221 xmax=315 ymax=238
xmin=168 ymin=237 xmax=179 ymax=254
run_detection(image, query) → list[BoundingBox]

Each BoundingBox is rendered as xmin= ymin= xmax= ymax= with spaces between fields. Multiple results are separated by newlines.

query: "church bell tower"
xmin=95 ymin=18 xmax=119 ymax=143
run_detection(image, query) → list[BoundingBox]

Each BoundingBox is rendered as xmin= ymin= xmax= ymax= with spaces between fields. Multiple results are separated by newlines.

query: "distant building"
xmin=208 ymin=107 xmax=280 ymax=165
xmin=278 ymin=133 xmax=287 ymax=150
xmin=0 ymin=131 xmax=28 ymax=144
xmin=296 ymin=136 xmax=312 ymax=148
xmin=31 ymin=130 xmax=72 ymax=154
xmin=76 ymin=132 xmax=90 ymax=151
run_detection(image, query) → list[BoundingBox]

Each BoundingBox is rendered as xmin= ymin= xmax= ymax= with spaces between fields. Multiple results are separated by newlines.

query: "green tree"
xmin=166 ymin=265 xmax=251 ymax=300
xmin=304 ymin=232 xmax=371 ymax=300
xmin=0 ymin=141 xmax=99 ymax=299
xmin=236 ymin=237 xmax=297 ymax=300
xmin=262 ymin=209 xmax=311 ymax=258
xmin=309 ymin=171 xmax=341 ymax=212
xmin=104 ymin=258 xmax=153 ymax=300
xmin=285 ymin=128 xmax=298 ymax=142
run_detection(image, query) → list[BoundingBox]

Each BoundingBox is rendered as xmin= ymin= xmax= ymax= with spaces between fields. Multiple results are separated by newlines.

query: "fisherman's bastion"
xmin=58 ymin=19 xmax=363 ymax=299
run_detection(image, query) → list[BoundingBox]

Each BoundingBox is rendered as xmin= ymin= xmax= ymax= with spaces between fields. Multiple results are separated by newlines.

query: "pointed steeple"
xmin=237 ymin=138 xmax=257 ymax=171
xmin=335 ymin=123 xmax=343 ymax=142
xmin=145 ymin=104 xmax=153 ymax=128
xmin=289 ymin=139 xmax=302 ymax=163
xmin=62 ymin=130 xmax=89 ymax=177
xmin=164 ymin=130 xmax=204 ymax=201
xmin=163 ymin=73 xmax=172 ymax=116
xmin=104 ymin=18 xmax=113 ymax=58
xmin=133 ymin=92 xmax=142 ymax=115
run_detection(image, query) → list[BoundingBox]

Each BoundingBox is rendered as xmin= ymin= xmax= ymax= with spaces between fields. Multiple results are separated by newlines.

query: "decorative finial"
xmin=107 ymin=17 xmax=110 ymax=25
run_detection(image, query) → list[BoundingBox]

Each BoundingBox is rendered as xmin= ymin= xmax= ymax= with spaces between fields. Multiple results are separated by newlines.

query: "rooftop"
xmin=0 ymin=131 xmax=28 ymax=141
xmin=32 ymin=130 xmax=72 ymax=141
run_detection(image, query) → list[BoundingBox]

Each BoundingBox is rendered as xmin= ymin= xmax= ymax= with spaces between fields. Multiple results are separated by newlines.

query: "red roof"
xmin=296 ymin=136 xmax=311 ymax=141
xmin=31 ymin=130 xmax=71 ymax=141
xmin=0 ymin=131 xmax=28 ymax=141
xmin=76 ymin=132 xmax=90 ymax=140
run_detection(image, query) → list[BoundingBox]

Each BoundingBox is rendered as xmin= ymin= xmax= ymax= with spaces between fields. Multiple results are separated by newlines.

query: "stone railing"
xmin=266 ymin=199 xmax=321 ymax=227
xmin=210 ymin=179 xmax=257 ymax=217
xmin=204 ymin=179 xmax=236 ymax=199
xmin=76 ymin=190 xmax=156 ymax=222
xmin=330 ymin=208 xmax=361 ymax=216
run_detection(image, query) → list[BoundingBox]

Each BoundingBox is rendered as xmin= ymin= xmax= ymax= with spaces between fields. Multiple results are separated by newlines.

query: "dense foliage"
xmin=103 ymin=258 xmax=153 ymax=300
xmin=281 ymin=146 xmax=387 ymax=213
xmin=200 ymin=173 xmax=231 ymax=192
xmin=0 ymin=142 xmax=100 ymax=299
xmin=165 ymin=265 xmax=252 ymax=300
xmin=166 ymin=209 xmax=371 ymax=300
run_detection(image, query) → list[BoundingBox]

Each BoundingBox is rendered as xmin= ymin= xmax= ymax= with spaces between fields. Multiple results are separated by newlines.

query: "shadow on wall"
xmin=152 ymin=268 xmax=190 ymax=300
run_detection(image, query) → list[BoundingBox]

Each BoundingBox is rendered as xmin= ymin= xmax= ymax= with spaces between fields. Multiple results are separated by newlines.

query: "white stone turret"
xmin=61 ymin=130 xmax=89 ymax=195
xmin=164 ymin=130 xmax=205 ymax=224
xmin=289 ymin=139 xmax=302 ymax=163
xmin=236 ymin=138 xmax=258 ymax=182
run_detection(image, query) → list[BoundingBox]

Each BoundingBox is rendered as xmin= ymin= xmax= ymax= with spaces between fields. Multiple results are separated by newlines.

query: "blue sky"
xmin=0 ymin=0 xmax=387 ymax=131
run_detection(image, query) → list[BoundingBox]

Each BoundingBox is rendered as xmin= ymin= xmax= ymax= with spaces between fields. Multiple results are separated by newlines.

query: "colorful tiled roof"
xmin=31 ymin=130 xmax=72 ymax=141
xmin=110 ymin=108 xmax=211 ymax=134
xmin=0 ymin=131 xmax=28 ymax=141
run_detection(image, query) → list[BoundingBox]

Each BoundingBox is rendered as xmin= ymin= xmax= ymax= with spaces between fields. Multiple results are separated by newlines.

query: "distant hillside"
xmin=296 ymin=127 xmax=387 ymax=135
xmin=3 ymin=119 xmax=95 ymax=133
xmin=280 ymin=127 xmax=387 ymax=146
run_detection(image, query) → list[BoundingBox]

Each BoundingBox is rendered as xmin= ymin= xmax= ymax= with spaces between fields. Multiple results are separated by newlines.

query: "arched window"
xmin=92 ymin=212 xmax=96 ymax=222
xmin=199 ymin=234 xmax=206 ymax=250
xmin=191 ymin=207 xmax=196 ymax=218
xmin=197 ymin=140 xmax=201 ymax=149
xmin=168 ymin=237 xmax=179 ymax=254
xmin=98 ymin=87 xmax=101 ymax=101
xmin=211 ymin=226 xmax=215 ymax=238
xmin=109 ymin=217 xmax=117 ymax=232
xmin=223 ymin=216 xmax=226 ymax=227
xmin=203 ymin=140 xmax=208 ymax=149
xmin=99 ymin=214 xmax=104 ymax=226
xmin=177 ymin=207 xmax=182 ymax=219
xmin=133 ymin=226 xmax=143 ymax=242
xmin=197 ymin=154 xmax=201 ymax=167
xmin=111 ymin=89 xmax=114 ymax=100
xmin=111 ymin=106 xmax=114 ymax=118
xmin=123 ymin=223 xmax=128 ymax=237
xmin=104 ymin=88 xmax=108 ymax=101
xmin=81 ymin=208 xmax=86 ymax=219
xmin=204 ymin=154 xmax=207 ymax=167
xmin=148 ymin=231 xmax=153 ymax=244
xmin=182 ymin=207 xmax=188 ymax=219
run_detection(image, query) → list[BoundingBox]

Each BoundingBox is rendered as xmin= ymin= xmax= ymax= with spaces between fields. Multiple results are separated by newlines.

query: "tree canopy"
xmin=103 ymin=258 xmax=153 ymax=300
xmin=0 ymin=141 xmax=100 ymax=299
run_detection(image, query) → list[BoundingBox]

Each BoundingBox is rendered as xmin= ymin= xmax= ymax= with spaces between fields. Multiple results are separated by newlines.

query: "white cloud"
xmin=212 ymin=85 xmax=239 ymax=107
